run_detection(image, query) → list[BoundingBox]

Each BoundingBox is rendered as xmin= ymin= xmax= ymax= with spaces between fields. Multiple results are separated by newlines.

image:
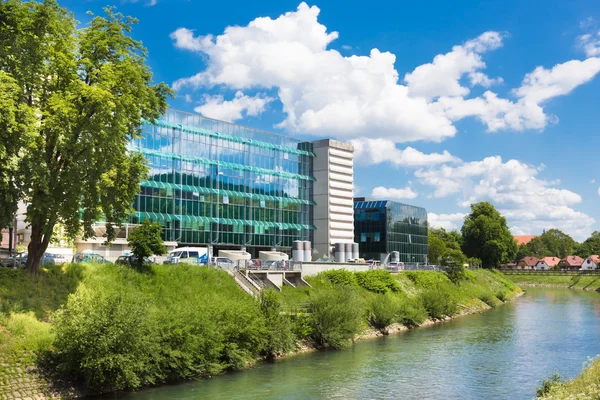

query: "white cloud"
xmin=123 ymin=0 xmax=157 ymax=6
xmin=184 ymin=94 xmax=193 ymax=103
xmin=415 ymin=156 xmax=595 ymax=240
xmin=578 ymin=31 xmax=600 ymax=57
xmin=350 ymin=138 xmax=460 ymax=167
xmin=598 ymin=187 xmax=600 ymax=196
xmin=194 ymin=91 xmax=273 ymax=122
xmin=591 ymin=178 xmax=596 ymax=184
xmin=341 ymin=45 xmax=352 ymax=50
xmin=170 ymin=3 xmax=600 ymax=144
xmin=405 ymin=31 xmax=504 ymax=99
xmin=427 ymin=212 xmax=466 ymax=231
xmin=371 ymin=186 xmax=418 ymax=200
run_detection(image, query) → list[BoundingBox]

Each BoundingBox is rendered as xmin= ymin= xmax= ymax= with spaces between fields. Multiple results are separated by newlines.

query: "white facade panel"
xmin=330 ymin=196 xmax=355 ymax=206
xmin=330 ymin=205 xmax=354 ymax=215
xmin=329 ymin=172 xmax=354 ymax=183
xmin=329 ymin=164 xmax=354 ymax=175
xmin=329 ymin=148 xmax=354 ymax=159
xmin=329 ymin=180 xmax=354 ymax=191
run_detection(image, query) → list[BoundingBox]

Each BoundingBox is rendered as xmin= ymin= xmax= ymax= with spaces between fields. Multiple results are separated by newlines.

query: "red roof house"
xmin=514 ymin=235 xmax=539 ymax=246
xmin=517 ymin=256 xmax=540 ymax=269
xmin=541 ymin=257 xmax=560 ymax=267
xmin=558 ymin=256 xmax=584 ymax=270
xmin=581 ymin=255 xmax=600 ymax=270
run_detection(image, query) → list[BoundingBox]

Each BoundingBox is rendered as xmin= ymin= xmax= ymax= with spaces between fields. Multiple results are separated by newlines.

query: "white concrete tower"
xmin=312 ymin=139 xmax=355 ymax=260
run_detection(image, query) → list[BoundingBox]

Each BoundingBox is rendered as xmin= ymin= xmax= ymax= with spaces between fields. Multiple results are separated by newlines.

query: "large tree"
xmin=461 ymin=202 xmax=517 ymax=268
xmin=540 ymin=229 xmax=576 ymax=258
xmin=0 ymin=0 xmax=171 ymax=272
xmin=576 ymin=231 xmax=600 ymax=258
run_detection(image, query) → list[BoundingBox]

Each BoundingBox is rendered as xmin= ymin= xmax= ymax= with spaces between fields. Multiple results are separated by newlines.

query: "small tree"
xmin=441 ymin=249 xmax=467 ymax=283
xmin=127 ymin=220 xmax=167 ymax=269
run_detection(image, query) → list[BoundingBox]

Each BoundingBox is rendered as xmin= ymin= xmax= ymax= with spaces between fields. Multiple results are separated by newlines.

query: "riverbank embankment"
xmin=504 ymin=273 xmax=600 ymax=291
xmin=0 ymin=264 xmax=520 ymax=398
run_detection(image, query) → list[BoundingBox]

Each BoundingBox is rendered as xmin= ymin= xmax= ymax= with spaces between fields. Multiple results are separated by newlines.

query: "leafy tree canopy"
xmin=576 ymin=231 xmax=600 ymax=258
xmin=441 ymin=249 xmax=467 ymax=283
xmin=0 ymin=0 xmax=172 ymax=272
xmin=461 ymin=202 xmax=517 ymax=268
xmin=127 ymin=220 xmax=167 ymax=268
xmin=430 ymin=227 xmax=463 ymax=251
xmin=539 ymin=229 xmax=576 ymax=259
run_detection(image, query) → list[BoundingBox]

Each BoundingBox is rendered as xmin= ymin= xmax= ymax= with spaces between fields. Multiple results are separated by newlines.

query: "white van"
xmin=164 ymin=247 xmax=208 ymax=265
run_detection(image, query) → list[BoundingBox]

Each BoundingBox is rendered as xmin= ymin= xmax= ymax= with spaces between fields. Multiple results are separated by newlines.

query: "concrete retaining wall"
xmin=301 ymin=262 xmax=369 ymax=277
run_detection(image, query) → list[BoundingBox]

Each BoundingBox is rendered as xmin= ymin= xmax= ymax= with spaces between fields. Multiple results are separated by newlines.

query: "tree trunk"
xmin=26 ymin=223 xmax=51 ymax=274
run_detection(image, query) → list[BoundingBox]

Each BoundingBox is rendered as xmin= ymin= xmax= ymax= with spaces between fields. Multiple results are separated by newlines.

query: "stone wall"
xmin=0 ymin=351 xmax=77 ymax=400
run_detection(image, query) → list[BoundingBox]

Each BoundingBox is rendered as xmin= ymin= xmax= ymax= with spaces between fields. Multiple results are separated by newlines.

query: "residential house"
xmin=558 ymin=256 xmax=584 ymax=270
xmin=517 ymin=256 xmax=539 ymax=270
xmin=581 ymin=255 xmax=600 ymax=270
xmin=542 ymin=256 xmax=560 ymax=268
xmin=514 ymin=235 xmax=539 ymax=246
xmin=535 ymin=260 xmax=551 ymax=270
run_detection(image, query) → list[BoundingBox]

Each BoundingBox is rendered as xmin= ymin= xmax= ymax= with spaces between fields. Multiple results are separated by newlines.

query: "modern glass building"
xmin=353 ymin=198 xmax=428 ymax=264
xmin=128 ymin=109 xmax=315 ymax=257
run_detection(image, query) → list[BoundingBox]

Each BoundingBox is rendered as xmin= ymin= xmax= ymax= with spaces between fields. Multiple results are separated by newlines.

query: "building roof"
xmin=586 ymin=255 xmax=600 ymax=264
xmin=541 ymin=256 xmax=561 ymax=266
xmin=560 ymin=256 xmax=584 ymax=266
xmin=518 ymin=256 xmax=539 ymax=267
xmin=514 ymin=235 xmax=539 ymax=246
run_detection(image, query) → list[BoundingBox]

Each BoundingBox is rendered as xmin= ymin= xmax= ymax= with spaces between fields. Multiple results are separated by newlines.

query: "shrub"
xmin=367 ymin=293 xmax=398 ymax=333
xmin=536 ymin=372 xmax=563 ymax=397
xmin=259 ymin=290 xmax=295 ymax=359
xmin=405 ymin=271 xmax=452 ymax=290
xmin=478 ymin=292 xmax=499 ymax=308
xmin=355 ymin=270 xmax=400 ymax=293
xmin=397 ymin=297 xmax=428 ymax=327
xmin=321 ymin=269 xmax=357 ymax=286
xmin=308 ymin=286 xmax=364 ymax=349
xmin=495 ymin=290 xmax=508 ymax=302
xmin=52 ymin=285 xmax=160 ymax=393
xmin=419 ymin=289 xmax=457 ymax=320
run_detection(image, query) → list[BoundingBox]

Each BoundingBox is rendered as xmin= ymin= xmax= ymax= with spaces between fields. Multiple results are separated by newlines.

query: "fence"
xmin=500 ymin=269 xmax=600 ymax=276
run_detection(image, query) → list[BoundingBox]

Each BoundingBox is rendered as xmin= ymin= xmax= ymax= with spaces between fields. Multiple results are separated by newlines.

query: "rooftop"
xmin=514 ymin=235 xmax=539 ymax=246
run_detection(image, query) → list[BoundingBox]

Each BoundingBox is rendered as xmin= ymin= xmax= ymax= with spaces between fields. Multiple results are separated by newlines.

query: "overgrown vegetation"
xmin=535 ymin=358 xmax=600 ymax=399
xmin=0 ymin=263 xmax=520 ymax=395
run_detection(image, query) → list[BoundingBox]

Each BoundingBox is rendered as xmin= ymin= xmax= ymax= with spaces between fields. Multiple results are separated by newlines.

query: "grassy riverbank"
xmin=0 ymin=264 xmax=520 ymax=397
xmin=536 ymin=358 xmax=600 ymax=399
xmin=504 ymin=273 xmax=600 ymax=291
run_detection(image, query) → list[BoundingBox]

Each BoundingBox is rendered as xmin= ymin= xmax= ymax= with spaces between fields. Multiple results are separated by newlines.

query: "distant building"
xmin=534 ymin=260 xmax=551 ymax=270
xmin=541 ymin=256 xmax=560 ymax=268
xmin=558 ymin=256 xmax=584 ymax=270
xmin=353 ymin=198 xmax=428 ymax=264
xmin=517 ymin=256 xmax=539 ymax=270
xmin=581 ymin=255 xmax=600 ymax=270
xmin=514 ymin=235 xmax=539 ymax=246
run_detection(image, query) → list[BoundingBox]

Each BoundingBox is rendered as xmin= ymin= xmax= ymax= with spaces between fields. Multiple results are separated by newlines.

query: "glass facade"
xmin=128 ymin=109 xmax=315 ymax=252
xmin=354 ymin=199 xmax=428 ymax=264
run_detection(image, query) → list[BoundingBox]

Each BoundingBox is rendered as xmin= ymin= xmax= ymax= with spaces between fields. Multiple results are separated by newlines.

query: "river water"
xmin=106 ymin=288 xmax=600 ymax=400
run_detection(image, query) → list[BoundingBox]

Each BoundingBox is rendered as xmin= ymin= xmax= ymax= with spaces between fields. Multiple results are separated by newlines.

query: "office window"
xmin=361 ymin=232 xmax=366 ymax=242
xmin=374 ymin=232 xmax=380 ymax=242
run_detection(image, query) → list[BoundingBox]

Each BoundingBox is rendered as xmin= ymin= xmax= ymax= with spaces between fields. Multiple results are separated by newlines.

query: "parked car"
xmin=211 ymin=256 xmax=235 ymax=269
xmin=72 ymin=252 xmax=109 ymax=263
xmin=115 ymin=255 xmax=153 ymax=266
xmin=47 ymin=253 xmax=69 ymax=265
xmin=1 ymin=253 xmax=54 ymax=268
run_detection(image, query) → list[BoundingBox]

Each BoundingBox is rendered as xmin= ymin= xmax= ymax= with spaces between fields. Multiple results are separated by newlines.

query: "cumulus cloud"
xmin=371 ymin=186 xmax=418 ymax=200
xmin=415 ymin=156 xmax=595 ymax=240
xmin=170 ymin=3 xmax=600 ymax=144
xmin=579 ymin=31 xmax=600 ymax=57
xmin=405 ymin=31 xmax=504 ymax=99
xmin=428 ymin=212 xmax=466 ymax=231
xmin=350 ymin=138 xmax=460 ymax=167
xmin=194 ymin=91 xmax=273 ymax=122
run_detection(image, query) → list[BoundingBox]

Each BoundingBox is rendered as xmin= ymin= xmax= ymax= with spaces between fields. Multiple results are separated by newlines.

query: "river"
xmin=105 ymin=288 xmax=600 ymax=400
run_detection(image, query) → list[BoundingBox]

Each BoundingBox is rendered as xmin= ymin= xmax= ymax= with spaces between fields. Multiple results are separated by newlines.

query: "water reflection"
xmin=104 ymin=288 xmax=600 ymax=400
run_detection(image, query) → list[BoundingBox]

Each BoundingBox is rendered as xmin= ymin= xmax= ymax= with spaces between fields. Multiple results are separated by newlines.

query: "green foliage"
xmin=419 ymin=290 xmax=458 ymax=320
xmin=428 ymin=234 xmax=447 ymax=265
xmin=429 ymin=227 xmax=463 ymax=251
xmin=259 ymin=290 xmax=295 ymax=359
xmin=0 ymin=312 xmax=54 ymax=354
xmin=355 ymin=270 xmax=400 ymax=293
xmin=127 ymin=220 xmax=167 ymax=268
xmin=51 ymin=264 xmax=269 ymax=394
xmin=540 ymin=229 xmax=576 ymax=259
xmin=575 ymin=231 xmax=600 ymax=258
xmin=0 ymin=0 xmax=172 ymax=272
xmin=367 ymin=293 xmax=398 ymax=333
xmin=477 ymin=292 xmax=498 ymax=308
xmin=308 ymin=286 xmax=364 ymax=349
xmin=495 ymin=290 xmax=508 ymax=302
xmin=396 ymin=297 xmax=428 ymax=327
xmin=461 ymin=202 xmax=517 ymax=268
xmin=441 ymin=249 xmax=467 ymax=283
xmin=321 ymin=269 xmax=358 ymax=286
xmin=536 ymin=372 xmax=563 ymax=397
xmin=404 ymin=271 xmax=453 ymax=289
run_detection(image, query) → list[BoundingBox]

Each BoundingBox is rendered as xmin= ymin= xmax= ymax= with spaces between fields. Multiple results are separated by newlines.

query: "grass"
xmin=505 ymin=274 xmax=600 ymax=291
xmin=537 ymin=358 xmax=600 ymax=399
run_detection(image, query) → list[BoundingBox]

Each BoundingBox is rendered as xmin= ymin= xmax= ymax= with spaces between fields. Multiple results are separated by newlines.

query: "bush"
xmin=397 ymin=297 xmax=428 ymax=327
xmin=355 ymin=270 xmax=400 ymax=293
xmin=321 ymin=269 xmax=357 ymax=286
xmin=367 ymin=293 xmax=398 ymax=333
xmin=420 ymin=289 xmax=457 ymax=320
xmin=536 ymin=372 xmax=563 ymax=397
xmin=405 ymin=271 xmax=452 ymax=290
xmin=259 ymin=290 xmax=295 ymax=359
xmin=478 ymin=292 xmax=499 ymax=308
xmin=495 ymin=290 xmax=508 ymax=302
xmin=308 ymin=286 xmax=364 ymax=349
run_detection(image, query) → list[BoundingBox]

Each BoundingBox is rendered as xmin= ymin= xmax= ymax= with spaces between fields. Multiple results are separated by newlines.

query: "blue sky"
xmin=64 ymin=0 xmax=600 ymax=241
